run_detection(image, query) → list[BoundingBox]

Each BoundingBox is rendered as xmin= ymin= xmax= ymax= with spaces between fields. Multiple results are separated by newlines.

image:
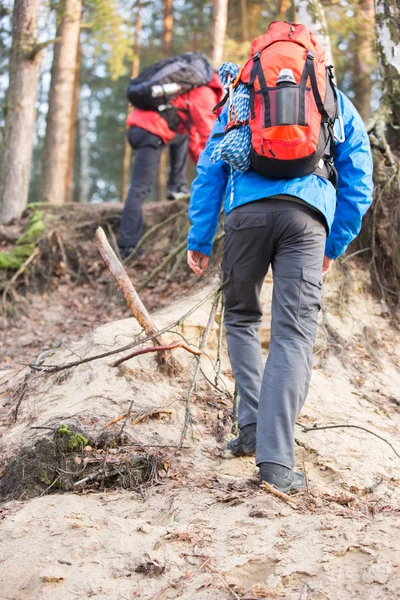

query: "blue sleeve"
xmin=187 ymin=110 xmax=229 ymax=256
xmin=325 ymin=91 xmax=373 ymax=259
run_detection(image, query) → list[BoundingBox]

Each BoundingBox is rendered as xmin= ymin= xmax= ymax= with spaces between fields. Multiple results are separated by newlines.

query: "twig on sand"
xmin=214 ymin=292 xmax=224 ymax=386
xmin=106 ymin=407 xmax=173 ymax=429
xmin=302 ymin=461 xmax=310 ymax=495
xmin=178 ymin=292 xmax=221 ymax=448
xmin=29 ymin=286 xmax=220 ymax=373
xmin=12 ymin=349 xmax=55 ymax=421
xmin=116 ymin=399 xmax=135 ymax=440
xmin=112 ymin=340 xmax=201 ymax=368
xmin=204 ymin=562 xmax=241 ymax=600
xmin=260 ymin=481 xmax=298 ymax=510
xmin=297 ymin=422 xmax=400 ymax=460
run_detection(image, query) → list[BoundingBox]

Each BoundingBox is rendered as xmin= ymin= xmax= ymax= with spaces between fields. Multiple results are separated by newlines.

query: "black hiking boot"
xmin=225 ymin=423 xmax=257 ymax=457
xmin=259 ymin=462 xmax=306 ymax=494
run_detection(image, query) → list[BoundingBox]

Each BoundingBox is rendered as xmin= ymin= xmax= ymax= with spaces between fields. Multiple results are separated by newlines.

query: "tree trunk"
xmin=157 ymin=0 xmax=174 ymax=202
xmin=240 ymin=0 xmax=249 ymax=42
xmin=78 ymin=105 xmax=90 ymax=204
xmin=41 ymin=0 xmax=82 ymax=206
xmin=65 ymin=44 xmax=81 ymax=203
xmin=360 ymin=0 xmax=400 ymax=308
xmin=353 ymin=0 xmax=375 ymax=120
xmin=162 ymin=0 xmax=173 ymax=56
xmin=0 ymin=0 xmax=41 ymax=223
xmin=279 ymin=0 xmax=289 ymax=20
xmin=374 ymin=0 xmax=400 ymax=129
xmin=120 ymin=4 xmax=142 ymax=203
xmin=212 ymin=0 xmax=228 ymax=68
xmin=293 ymin=0 xmax=334 ymax=68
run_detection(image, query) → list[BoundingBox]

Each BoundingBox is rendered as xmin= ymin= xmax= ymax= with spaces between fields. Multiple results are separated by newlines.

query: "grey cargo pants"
xmin=222 ymin=197 xmax=326 ymax=469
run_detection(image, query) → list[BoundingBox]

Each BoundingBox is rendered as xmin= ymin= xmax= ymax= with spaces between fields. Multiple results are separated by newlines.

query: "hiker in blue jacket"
xmin=186 ymin=87 xmax=373 ymax=493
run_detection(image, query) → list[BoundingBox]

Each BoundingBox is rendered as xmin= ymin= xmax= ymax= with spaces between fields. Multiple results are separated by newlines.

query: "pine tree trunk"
xmin=120 ymin=5 xmax=142 ymax=203
xmin=292 ymin=0 xmax=334 ymax=68
xmin=162 ymin=0 xmax=173 ymax=56
xmin=157 ymin=0 xmax=174 ymax=202
xmin=41 ymin=0 xmax=82 ymax=206
xmin=212 ymin=0 xmax=228 ymax=68
xmin=353 ymin=0 xmax=375 ymax=120
xmin=78 ymin=108 xmax=90 ymax=204
xmin=360 ymin=0 xmax=400 ymax=306
xmin=375 ymin=0 xmax=400 ymax=129
xmin=0 ymin=0 xmax=41 ymax=223
xmin=240 ymin=0 xmax=249 ymax=42
xmin=65 ymin=44 xmax=81 ymax=203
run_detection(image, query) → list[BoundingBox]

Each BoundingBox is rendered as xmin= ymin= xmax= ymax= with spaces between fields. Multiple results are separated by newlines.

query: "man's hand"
xmin=187 ymin=250 xmax=209 ymax=277
xmin=322 ymin=255 xmax=334 ymax=275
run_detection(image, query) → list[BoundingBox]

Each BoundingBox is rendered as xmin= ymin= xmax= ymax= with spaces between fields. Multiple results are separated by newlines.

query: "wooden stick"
xmin=260 ymin=481 xmax=298 ymax=509
xmin=112 ymin=340 xmax=201 ymax=367
xmin=95 ymin=227 xmax=178 ymax=371
xmin=96 ymin=227 xmax=160 ymax=337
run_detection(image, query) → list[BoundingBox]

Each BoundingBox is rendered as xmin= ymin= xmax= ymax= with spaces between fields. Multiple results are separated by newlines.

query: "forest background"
xmin=0 ymin=0 xmax=379 ymax=210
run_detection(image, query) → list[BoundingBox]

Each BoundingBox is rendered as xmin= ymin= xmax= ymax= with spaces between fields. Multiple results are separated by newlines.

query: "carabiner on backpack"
xmin=333 ymin=115 xmax=345 ymax=143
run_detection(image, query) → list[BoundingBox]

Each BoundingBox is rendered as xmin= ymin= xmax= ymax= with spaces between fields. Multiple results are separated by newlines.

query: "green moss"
xmin=17 ymin=212 xmax=45 ymax=245
xmin=0 ymin=211 xmax=45 ymax=271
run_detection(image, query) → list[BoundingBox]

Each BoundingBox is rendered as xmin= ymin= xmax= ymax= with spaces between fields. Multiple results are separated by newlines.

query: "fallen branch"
xmin=179 ymin=292 xmax=221 ymax=447
xmin=95 ymin=227 xmax=178 ymax=372
xmin=260 ymin=481 xmax=298 ymax=509
xmin=28 ymin=286 xmax=220 ymax=373
xmin=112 ymin=340 xmax=201 ymax=367
xmin=297 ymin=423 xmax=400 ymax=460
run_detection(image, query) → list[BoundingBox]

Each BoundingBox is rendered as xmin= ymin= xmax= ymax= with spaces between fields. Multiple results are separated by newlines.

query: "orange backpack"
xmin=238 ymin=21 xmax=338 ymax=183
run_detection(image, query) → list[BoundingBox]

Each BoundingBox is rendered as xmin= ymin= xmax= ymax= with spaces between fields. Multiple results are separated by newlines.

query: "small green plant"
xmin=58 ymin=424 xmax=88 ymax=451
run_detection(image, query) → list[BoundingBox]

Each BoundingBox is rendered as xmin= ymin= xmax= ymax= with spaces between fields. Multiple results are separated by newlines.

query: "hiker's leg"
xmin=256 ymin=200 xmax=326 ymax=469
xmin=168 ymin=133 xmax=188 ymax=190
xmin=223 ymin=201 xmax=274 ymax=428
xmin=119 ymin=127 xmax=164 ymax=249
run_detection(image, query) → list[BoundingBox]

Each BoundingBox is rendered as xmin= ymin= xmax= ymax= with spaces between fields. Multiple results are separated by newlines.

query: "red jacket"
xmin=127 ymin=74 xmax=223 ymax=163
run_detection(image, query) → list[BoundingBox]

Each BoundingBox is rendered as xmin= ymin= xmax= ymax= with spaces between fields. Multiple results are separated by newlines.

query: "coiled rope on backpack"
xmin=210 ymin=62 xmax=251 ymax=172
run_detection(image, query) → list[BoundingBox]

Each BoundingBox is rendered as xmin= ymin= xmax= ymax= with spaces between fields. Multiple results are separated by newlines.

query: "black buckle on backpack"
xmin=307 ymin=51 xmax=314 ymax=60
xmin=253 ymin=51 xmax=261 ymax=61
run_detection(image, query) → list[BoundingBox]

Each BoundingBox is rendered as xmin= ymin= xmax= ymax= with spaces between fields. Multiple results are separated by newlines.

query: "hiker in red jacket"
xmin=118 ymin=73 xmax=222 ymax=258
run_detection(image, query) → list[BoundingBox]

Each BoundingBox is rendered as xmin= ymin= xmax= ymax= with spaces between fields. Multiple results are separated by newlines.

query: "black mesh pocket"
xmin=258 ymin=86 xmax=311 ymax=128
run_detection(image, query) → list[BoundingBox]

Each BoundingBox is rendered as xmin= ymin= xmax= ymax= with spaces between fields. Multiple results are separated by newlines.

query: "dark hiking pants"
xmin=119 ymin=126 xmax=188 ymax=250
xmin=222 ymin=197 xmax=327 ymax=469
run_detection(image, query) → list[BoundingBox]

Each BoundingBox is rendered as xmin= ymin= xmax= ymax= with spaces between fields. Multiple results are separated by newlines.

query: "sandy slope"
xmin=0 ymin=269 xmax=399 ymax=600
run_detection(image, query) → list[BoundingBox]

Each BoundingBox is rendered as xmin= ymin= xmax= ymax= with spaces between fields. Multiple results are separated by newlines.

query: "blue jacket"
xmin=188 ymin=90 xmax=373 ymax=259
